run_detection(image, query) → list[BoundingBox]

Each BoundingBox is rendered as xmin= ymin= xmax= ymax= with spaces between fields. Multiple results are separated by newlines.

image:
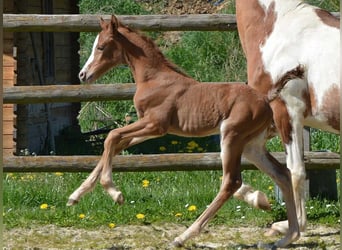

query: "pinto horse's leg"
xmin=67 ymin=118 xmax=164 ymax=206
xmin=173 ymin=128 xmax=243 ymax=247
xmin=266 ymin=123 xmax=307 ymax=235
xmin=243 ymin=133 xmax=300 ymax=247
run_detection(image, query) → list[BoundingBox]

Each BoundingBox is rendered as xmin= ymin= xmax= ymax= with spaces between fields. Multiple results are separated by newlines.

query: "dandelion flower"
xmin=142 ymin=179 xmax=150 ymax=188
xmin=171 ymin=140 xmax=179 ymax=145
xmin=55 ymin=172 xmax=63 ymax=177
xmin=188 ymin=205 xmax=197 ymax=212
xmin=40 ymin=203 xmax=48 ymax=210
xmin=136 ymin=213 xmax=145 ymax=219
xmin=79 ymin=213 xmax=86 ymax=219
xmin=159 ymin=146 xmax=166 ymax=152
xmin=108 ymin=223 xmax=116 ymax=228
xmin=268 ymin=185 xmax=273 ymax=190
xmin=175 ymin=213 xmax=182 ymax=217
xmin=187 ymin=141 xmax=199 ymax=150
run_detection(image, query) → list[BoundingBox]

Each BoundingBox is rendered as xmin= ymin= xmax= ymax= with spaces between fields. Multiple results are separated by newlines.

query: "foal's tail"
xmin=267 ymin=65 xmax=305 ymax=102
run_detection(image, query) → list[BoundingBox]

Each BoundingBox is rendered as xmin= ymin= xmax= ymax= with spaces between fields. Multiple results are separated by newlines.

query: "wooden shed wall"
xmin=4 ymin=0 xmax=80 ymax=156
xmin=3 ymin=1 xmax=16 ymax=156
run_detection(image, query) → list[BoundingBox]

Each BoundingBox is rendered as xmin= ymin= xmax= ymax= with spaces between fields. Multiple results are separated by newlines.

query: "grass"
xmin=3 ymin=156 xmax=340 ymax=231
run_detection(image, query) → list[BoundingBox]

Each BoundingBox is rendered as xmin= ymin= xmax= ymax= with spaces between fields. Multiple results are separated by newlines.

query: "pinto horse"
xmin=236 ymin=0 xmax=340 ymax=235
xmin=69 ymin=15 xmax=303 ymax=247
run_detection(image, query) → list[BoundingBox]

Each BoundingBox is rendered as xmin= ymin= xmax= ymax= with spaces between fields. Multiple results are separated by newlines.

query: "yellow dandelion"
xmin=142 ymin=179 xmax=150 ymax=188
xmin=268 ymin=185 xmax=274 ymax=191
xmin=159 ymin=146 xmax=166 ymax=152
xmin=55 ymin=172 xmax=63 ymax=177
xmin=108 ymin=223 xmax=116 ymax=228
xmin=79 ymin=213 xmax=86 ymax=219
xmin=188 ymin=205 xmax=197 ymax=212
xmin=136 ymin=213 xmax=145 ymax=219
xmin=40 ymin=203 xmax=48 ymax=210
xmin=187 ymin=141 xmax=199 ymax=149
xmin=175 ymin=213 xmax=182 ymax=217
xmin=171 ymin=140 xmax=179 ymax=145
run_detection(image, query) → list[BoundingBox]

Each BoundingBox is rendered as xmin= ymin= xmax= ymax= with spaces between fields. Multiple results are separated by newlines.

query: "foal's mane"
xmin=119 ymin=25 xmax=190 ymax=78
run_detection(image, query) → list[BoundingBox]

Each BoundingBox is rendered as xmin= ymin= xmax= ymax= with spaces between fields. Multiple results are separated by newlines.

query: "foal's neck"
xmin=118 ymin=27 xmax=189 ymax=83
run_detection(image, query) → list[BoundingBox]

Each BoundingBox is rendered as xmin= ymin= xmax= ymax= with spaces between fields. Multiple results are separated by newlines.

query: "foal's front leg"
xmin=67 ymin=118 xmax=164 ymax=206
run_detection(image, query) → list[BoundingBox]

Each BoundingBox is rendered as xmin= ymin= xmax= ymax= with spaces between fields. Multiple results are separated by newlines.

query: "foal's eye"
xmin=97 ymin=46 xmax=105 ymax=51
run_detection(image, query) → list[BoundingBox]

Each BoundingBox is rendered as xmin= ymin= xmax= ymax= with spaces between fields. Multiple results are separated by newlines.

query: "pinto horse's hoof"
xmin=66 ymin=199 xmax=79 ymax=206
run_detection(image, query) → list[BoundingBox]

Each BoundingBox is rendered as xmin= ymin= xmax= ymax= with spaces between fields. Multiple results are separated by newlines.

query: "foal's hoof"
xmin=115 ymin=192 xmax=124 ymax=205
xmin=264 ymin=228 xmax=279 ymax=237
xmin=171 ymin=239 xmax=183 ymax=248
xmin=66 ymin=199 xmax=79 ymax=206
xmin=255 ymin=191 xmax=271 ymax=211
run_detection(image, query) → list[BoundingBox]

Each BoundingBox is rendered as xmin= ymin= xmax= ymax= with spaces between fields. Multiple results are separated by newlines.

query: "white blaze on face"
xmin=79 ymin=35 xmax=99 ymax=80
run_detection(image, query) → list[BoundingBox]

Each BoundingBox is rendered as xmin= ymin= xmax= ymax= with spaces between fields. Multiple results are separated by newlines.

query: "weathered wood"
xmin=3 ymin=84 xmax=136 ymax=104
xmin=3 ymin=152 xmax=339 ymax=173
xmin=3 ymin=13 xmax=339 ymax=33
xmin=3 ymin=82 xmax=243 ymax=104
xmin=3 ymin=14 xmax=237 ymax=32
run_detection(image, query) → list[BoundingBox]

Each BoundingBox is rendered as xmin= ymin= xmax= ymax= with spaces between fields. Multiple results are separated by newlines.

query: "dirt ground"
xmin=3 ymin=223 xmax=340 ymax=249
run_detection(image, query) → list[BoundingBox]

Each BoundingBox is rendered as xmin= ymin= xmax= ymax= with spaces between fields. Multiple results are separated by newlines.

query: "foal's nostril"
xmin=79 ymin=71 xmax=86 ymax=82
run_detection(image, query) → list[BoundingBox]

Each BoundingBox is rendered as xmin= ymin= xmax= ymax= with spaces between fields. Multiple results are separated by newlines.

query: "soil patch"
xmin=3 ymin=223 xmax=339 ymax=249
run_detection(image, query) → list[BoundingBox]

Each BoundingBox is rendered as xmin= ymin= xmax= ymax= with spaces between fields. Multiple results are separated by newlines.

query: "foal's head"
xmin=79 ymin=15 xmax=125 ymax=83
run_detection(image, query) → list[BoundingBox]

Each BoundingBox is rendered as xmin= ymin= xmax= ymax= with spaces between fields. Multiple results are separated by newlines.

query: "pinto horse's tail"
xmin=267 ymin=65 xmax=305 ymax=102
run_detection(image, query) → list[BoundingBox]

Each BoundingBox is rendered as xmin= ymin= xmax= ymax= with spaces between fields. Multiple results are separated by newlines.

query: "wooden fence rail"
xmin=3 ymin=82 xmax=243 ymax=104
xmin=3 ymin=13 xmax=340 ymax=174
xmin=3 ymin=13 xmax=339 ymax=32
xmin=3 ymin=14 xmax=237 ymax=32
xmin=3 ymin=152 xmax=340 ymax=173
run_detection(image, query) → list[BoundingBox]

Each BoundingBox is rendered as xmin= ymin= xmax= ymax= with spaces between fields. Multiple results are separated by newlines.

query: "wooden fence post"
xmin=275 ymin=127 xmax=338 ymax=202
xmin=306 ymin=128 xmax=338 ymax=201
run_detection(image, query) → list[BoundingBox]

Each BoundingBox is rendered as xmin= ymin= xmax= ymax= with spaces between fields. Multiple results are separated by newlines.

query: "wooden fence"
xmin=2 ymin=14 xmax=340 ymax=172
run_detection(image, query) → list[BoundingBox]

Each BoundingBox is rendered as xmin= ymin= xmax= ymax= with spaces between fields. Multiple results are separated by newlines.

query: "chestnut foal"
xmin=69 ymin=16 xmax=301 ymax=247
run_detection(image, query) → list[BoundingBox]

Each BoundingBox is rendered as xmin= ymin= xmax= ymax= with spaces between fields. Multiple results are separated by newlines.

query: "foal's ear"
xmin=100 ymin=17 xmax=106 ymax=30
xmin=111 ymin=15 xmax=119 ymax=32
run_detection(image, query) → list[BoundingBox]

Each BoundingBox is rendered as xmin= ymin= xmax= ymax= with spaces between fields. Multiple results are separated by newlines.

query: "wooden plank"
xmin=3 ymin=13 xmax=339 ymax=33
xmin=3 ymin=82 xmax=243 ymax=104
xmin=3 ymin=79 xmax=16 ymax=87
xmin=3 ymin=148 xmax=15 ymax=157
xmin=3 ymin=54 xmax=15 ymax=67
xmin=3 ymin=106 xmax=14 ymax=121
xmin=3 ymin=152 xmax=340 ymax=173
xmin=3 ymin=14 xmax=238 ymax=32
xmin=3 ymin=134 xmax=14 ymax=149
xmin=3 ymin=67 xmax=15 ymax=80
xmin=3 ymin=121 xmax=15 ymax=135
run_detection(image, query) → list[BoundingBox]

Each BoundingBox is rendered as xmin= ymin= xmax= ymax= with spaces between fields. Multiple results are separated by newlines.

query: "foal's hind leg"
xmin=233 ymin=183 xmax=271 ymax=210
xmin=173 ymin=132 xmax=243 ymax=246
xmin=243 ymin=134 xmax=300 ymax=247
xmin=68 ymin=118 xmax=164 ymax=206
